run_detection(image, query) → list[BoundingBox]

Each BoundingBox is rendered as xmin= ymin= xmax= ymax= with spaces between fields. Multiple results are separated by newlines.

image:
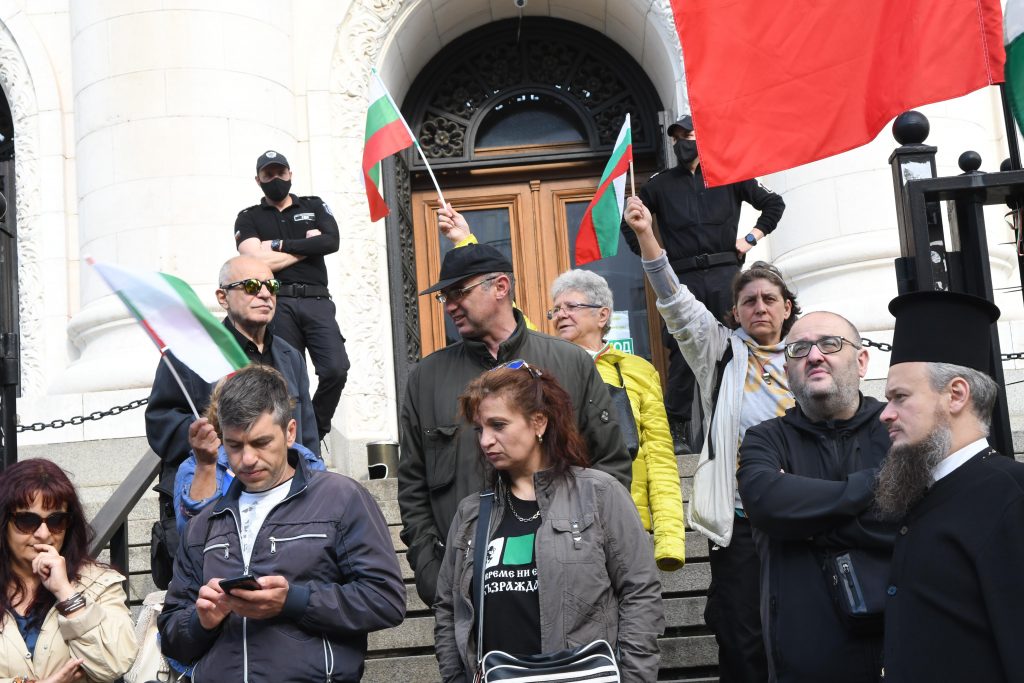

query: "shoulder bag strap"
xmin=706 ymin=343 xmax=735 ymax=461
xmin=614 ymin=360 xmax=627 ymax=389
xmin=474 ymin=489 xmax=495 ymax=667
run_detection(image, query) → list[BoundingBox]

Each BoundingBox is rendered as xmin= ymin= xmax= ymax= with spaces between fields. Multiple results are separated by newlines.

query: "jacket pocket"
xmin=550 ymin=515 xmax=603 ymax=565
xmin=563 ymin=589 xmax=609 ymax=648
xmin=268 ymin=533 xmax=328 ymax=554
xmin=424 ymin=425 xmax=459 ymax=491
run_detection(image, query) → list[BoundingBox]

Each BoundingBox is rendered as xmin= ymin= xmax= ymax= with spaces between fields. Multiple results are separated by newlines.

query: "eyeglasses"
xmin=220 ymin=278 xmax=281 ymax=295
xmin=435 ymin=276 xmax=499 ymax=304
xmin=490 ymin=359 xmax=543 ymax=379
xmin=545 ymin=302 xmax=603 ymax=320
xmin=9 ymin=511 xmax=71 ymax=534
xmin=785 ymin=335 xmax=860 ymax=359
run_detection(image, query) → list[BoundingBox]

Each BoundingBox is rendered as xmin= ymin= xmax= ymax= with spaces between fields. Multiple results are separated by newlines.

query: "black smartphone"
xmin=219 ymin=573 xmax=260 ymax=592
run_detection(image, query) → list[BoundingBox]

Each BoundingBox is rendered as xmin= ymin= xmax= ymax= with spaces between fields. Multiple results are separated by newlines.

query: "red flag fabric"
xmin=672 ymin=0 xmax=1005 ymax=187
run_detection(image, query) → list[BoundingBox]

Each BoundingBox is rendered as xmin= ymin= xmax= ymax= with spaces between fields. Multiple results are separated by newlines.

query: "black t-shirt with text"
xmin=481 ymin=494 xmax=542 ymax=656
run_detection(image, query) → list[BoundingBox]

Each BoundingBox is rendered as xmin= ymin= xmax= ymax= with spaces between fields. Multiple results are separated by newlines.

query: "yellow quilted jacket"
xmin=595 ymin=345 xmax=686 ymax=570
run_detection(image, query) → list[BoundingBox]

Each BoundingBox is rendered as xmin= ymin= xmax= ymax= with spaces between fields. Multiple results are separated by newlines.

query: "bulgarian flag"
xmin=673 ymin=0 xmax=1004 ymax=187
xmin=363 ymin=70 xmax=417 ymax=222
xmin=1007 ymin=0 xmax=1024 ymax=132
xmin=90 ymin=259 xmax=248 ymax=383
xmin=575 ymin=114 xmax=632 ymax=266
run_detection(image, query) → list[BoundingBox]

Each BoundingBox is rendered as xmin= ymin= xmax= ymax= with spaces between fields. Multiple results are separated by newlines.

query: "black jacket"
xmin=737 ymin=396 xmax=896 ymax=683
xmin=620 ymin=165 xmax=784 ymax=263
xmin=884 ymin=449 xmax=1024 ymax=683
xmin=159 ymin=452 xmax=406 ymax=682
xmin=145 ymin=320 xmax=319 ymax=495
xmin=398 ymin=309 xmax=632 ymax=606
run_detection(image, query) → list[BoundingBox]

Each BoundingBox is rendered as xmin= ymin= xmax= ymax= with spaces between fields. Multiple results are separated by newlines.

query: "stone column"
xmin=59 ymin=3 xmax=297 ymax=392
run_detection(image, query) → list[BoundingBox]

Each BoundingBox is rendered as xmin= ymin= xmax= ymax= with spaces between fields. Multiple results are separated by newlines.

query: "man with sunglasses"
xmin=398 ymin=243 xmax=632 ymax=606
xmin=235 ymin=150 xmax=349 ymax=441
xmin=146 ymin=255 xmax=320 ymax=588
xmin=736 ymin=311 xmax=896 ymax=682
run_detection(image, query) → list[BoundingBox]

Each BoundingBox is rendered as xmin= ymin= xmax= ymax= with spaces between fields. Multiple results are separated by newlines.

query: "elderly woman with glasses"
xmin=549 ymin=269 xmax=685 ymax=571
xmin=434 ymin=364 xmax=663 ymax=682
xmin=0 ymin=459 xmax=137 ymax=683
xmin=623 ymin=195 xmax=802 ymax=683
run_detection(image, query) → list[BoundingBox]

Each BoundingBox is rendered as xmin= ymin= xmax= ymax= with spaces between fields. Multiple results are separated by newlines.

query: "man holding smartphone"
xmin=159 ymin=365 xmax=405 ymax=682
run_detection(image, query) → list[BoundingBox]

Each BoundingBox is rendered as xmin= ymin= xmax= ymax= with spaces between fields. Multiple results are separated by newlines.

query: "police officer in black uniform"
xmin=235 ymin=150 xmax=349 ymax=439
xmin=621 ymin=115 xmax=785 ymax=452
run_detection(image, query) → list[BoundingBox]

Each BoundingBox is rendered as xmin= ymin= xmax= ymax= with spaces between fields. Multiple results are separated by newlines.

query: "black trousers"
xmin=704 ymin=515 xmax=769 ymax=683
xmin=272 ymin=296 xmax=350 ymax=438
xmin=663 ymin=264 xmax=738 ymax=428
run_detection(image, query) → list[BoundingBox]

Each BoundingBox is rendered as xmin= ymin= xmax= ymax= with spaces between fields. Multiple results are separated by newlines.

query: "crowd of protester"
xmin=4 ymin=134 xmax=1023 ymax=683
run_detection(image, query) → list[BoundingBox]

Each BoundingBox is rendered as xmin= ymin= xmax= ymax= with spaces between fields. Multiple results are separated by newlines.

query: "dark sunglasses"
xmin=10 ymin=511 xmax=71 ymax=534
xmin=220 ymin=278 xmax=281 ymax=295
xmin=490 ymin=359 xmax=543 ymax=379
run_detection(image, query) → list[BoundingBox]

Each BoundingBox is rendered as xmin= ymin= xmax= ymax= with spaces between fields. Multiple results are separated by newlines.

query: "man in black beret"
xmin=877 ymin=291 xmax=1024 ymax=682
xmin=397 ymin=242 xmax=632 ymax=605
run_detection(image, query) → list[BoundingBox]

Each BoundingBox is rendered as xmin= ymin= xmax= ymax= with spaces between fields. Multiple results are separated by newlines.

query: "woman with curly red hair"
xmin=433 ymin=363 xmax=663 ymax=682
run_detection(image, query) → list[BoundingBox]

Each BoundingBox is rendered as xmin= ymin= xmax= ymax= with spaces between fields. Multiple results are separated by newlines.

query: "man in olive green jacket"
xmin=399 ymin=243 xmax=632 ymax=606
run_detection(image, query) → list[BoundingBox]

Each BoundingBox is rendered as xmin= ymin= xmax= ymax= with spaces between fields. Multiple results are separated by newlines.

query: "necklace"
xmin=750 ymin=350 xmax=773 ymax=384
xmin=506 ymin=488 xmax=540 ymax=523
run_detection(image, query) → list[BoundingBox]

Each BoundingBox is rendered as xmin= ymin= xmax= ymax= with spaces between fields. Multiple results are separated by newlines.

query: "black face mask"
xmin=673 ymin=138 xmax=698 ymax=167
xmin=260 ymin=177 xmax=291 ymax=202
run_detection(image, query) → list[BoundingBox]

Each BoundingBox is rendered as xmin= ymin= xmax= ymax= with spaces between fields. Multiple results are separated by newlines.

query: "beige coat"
xmin=0 ymin=563 xmax=137 ymax=682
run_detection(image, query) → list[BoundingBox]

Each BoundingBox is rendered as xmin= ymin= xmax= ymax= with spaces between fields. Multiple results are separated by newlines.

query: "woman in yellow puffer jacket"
xmin=550 ymin=269 xmax=685 ymax=570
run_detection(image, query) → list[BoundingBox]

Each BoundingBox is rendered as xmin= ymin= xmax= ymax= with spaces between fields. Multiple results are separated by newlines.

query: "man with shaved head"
xmin=738 ymin=311 xmax=897 ymax=682
xmin=146 ymin=255 xmax=320 ymax=588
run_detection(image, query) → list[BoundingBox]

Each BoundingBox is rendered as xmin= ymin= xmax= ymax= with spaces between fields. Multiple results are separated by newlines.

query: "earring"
xmin=536 ymin=433 xmax=544 ymax=444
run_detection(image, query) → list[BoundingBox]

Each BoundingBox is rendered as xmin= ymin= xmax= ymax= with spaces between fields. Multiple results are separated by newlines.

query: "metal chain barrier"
xmin=862 ymin=337 xmax=1024 ymax=361
xmin=16 ymin=398 xmax=148 ymax=433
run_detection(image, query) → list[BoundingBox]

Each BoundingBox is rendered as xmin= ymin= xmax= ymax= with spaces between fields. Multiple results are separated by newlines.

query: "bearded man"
xmin=738 ymin=311 xmax=896 ymax=683
xmin=877 ymin=291 xmax=1024 ymax=683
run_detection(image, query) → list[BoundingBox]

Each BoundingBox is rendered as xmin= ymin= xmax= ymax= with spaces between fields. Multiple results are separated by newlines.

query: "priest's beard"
xmin=875 ymin=421 xmax=952 ymax=520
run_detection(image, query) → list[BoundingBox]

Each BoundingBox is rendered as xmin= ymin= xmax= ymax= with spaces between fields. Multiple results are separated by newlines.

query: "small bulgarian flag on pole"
xmin=1006 ymin=0 xmax=1024 ymax=132
xmin=363 ymin=69 xmax=446 ymax=221
xmin=575 ymin=114 xmax=633 ymax=266
xmin=90 ymin=259 xmax=248 ymax=397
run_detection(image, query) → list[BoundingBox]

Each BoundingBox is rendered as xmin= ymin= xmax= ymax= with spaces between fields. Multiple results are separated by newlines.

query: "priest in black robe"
xmin=877 ymin=291 xmax=1024 ymax=683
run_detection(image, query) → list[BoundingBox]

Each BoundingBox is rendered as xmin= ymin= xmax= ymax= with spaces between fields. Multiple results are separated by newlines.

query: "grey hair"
xmin=550 ymin=270 xmax=614 ymax=335
xmin=927 ymin=362 xmax=998 ymax=432
xmin=214 ymin=365 xmax=295 ymax=433
xmin=218 ymin=259 xmax=235 ymax=287
xmin=479 ymin=271 xmax=516 ymax=301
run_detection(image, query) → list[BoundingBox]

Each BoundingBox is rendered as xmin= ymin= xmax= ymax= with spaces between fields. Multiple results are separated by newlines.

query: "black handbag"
xmin=472 ymin=490 xmax=621 ymax=683
xmin=822 ymin=548 xmax=890 ymax=635
xmin=608 ymin=363 xmax=640 ymax=460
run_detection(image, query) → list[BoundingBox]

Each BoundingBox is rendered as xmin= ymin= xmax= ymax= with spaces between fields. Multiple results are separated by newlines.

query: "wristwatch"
xmin=271 ymin=239 xmax=283 ymax=252
xmin=744 ymin=233 xmax=758 ymax=246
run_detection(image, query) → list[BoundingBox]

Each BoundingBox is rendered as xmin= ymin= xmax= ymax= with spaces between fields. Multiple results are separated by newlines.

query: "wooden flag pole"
xmin=629 ymin=159 xmax=636 ymax=197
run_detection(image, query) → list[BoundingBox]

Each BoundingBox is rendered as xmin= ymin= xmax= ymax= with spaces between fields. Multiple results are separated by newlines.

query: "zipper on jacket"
xmin=202 ymin=542 xmax=229 ymax=560
xmin=220 ymin=506 xmax=250 ymax=683
xmin=269 ymin=533 xmax=327 ymax=554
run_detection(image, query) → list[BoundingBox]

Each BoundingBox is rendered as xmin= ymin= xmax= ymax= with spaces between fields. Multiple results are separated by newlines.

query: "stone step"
xmin=19 ymin=436 xmax=152 ymax=488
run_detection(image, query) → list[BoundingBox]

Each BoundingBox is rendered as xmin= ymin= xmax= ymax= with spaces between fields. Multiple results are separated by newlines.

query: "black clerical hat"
xmin=888 ymin=291 xmax=999 ymax=372
xmin=419 ymin=243 xmax=514 ymax=295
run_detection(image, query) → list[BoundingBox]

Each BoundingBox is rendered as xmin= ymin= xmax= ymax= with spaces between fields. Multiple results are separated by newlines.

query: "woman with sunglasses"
xmin=549 ymin=269 xmax=685 ymax=572
xmin=0 ymin=459 xmax=137 ymax=683
xmin=433 ymin=364 xmax=663 ymax=682
xmin=623 ymin=195 xmax=801 ymax=682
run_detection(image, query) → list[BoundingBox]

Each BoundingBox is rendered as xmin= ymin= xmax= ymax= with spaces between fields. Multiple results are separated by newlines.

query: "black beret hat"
xmin=888 ymin=290 xmax=1000 ymax=373
xmin=419 ymin=243 xmax=514 ymax=295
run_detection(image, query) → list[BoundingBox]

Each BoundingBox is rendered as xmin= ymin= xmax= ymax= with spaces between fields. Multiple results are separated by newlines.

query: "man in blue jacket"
xmin=159 ymin=365 xmax=405 ymax=682
xmin=738 ymin=311 xmax=896 ymax=683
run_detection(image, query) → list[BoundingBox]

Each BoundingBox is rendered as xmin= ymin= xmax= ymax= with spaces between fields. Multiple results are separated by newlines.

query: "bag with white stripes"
xmin=480 ymin=639 xmax=621 ymax=682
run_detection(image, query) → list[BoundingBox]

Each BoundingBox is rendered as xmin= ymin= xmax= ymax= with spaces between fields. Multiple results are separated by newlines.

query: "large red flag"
xmin=672 ymin=0 xmax=1005 ymax=187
